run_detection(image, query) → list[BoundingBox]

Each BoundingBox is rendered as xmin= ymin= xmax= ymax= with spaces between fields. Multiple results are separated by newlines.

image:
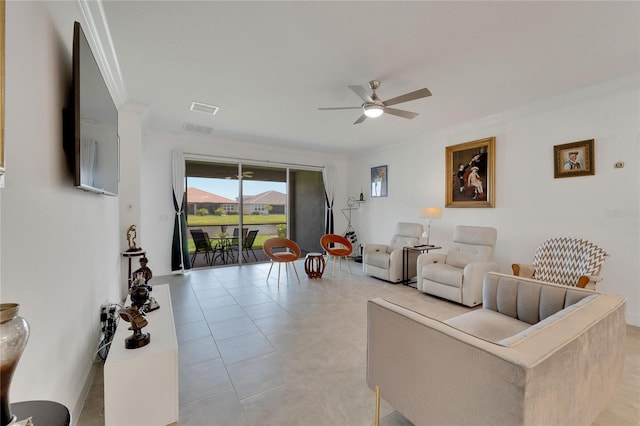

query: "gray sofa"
xmin=367 ymin=272 xmax=627 ymax=426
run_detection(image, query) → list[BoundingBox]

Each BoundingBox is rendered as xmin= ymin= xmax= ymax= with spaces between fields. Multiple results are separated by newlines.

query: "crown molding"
xmin=76 ymin=0 xmax=127 ymax=107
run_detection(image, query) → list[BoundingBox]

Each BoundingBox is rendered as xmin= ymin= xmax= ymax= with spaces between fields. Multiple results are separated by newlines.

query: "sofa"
xmin=363 ymin=222 xmax=423 ymax=283
xmin=367 ymin=272 xmax=626 ymax=426
xmin=416 ymin=225 xmax=497 ymax=307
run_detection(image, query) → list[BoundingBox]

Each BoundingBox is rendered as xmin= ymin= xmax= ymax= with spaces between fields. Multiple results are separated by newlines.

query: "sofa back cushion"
xmin=483 ymin=272 xmax=594 ymax=325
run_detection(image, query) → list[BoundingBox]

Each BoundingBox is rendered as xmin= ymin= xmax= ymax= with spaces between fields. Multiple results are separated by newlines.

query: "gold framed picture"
xmin=445 ymin=137 xmax=495 ymax=208
xmin=553 ymin=139 xmax=594 ymax=178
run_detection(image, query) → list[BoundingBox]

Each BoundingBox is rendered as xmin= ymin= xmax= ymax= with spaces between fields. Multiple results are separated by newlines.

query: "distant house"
xmin=242 ymin=190 xmax=286 ymax=214
xmin=186 ymin=187 xmax=237 ymax=215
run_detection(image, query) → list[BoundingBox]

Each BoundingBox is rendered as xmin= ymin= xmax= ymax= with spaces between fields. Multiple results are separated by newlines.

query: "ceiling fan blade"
xmin=349 ymin=85 xmax=373 ymax=103
xmin=384 ymin=108 xmax=419 ymax=119
xmin=383 ymin=88 xmax=432 ymax=107
xmin=318 ymin=106 xmax=361 ymax=110
xmin=353 ymin=114 xmax=367 ymax=125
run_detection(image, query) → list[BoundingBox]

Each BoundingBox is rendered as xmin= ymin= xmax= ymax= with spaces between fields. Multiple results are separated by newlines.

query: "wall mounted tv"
xmin=64 ymin=21 xmax=119 ymax=196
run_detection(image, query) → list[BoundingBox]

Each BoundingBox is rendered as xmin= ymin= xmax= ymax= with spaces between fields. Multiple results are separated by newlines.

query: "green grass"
xmin=187 ymin=214 xmax=286 ymax=226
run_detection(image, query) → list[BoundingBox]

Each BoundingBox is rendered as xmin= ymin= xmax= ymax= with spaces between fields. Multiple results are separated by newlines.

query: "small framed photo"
xmin=446 ymin=137 xmax=496 ymax=208
xmin=553 ymin=139 xmax=594 ymax=178
xmin=371 ymin=165 xmax=388 ymax=197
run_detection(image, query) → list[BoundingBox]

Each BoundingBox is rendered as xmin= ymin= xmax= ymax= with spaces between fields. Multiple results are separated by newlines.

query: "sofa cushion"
xmin=367 ymin=251 xmax=390 ymax=269
xmin=444 ymin=309 xmax=531 ymax=343
xmin=422 ymin=263 xmax=463 ymax=287
xmin=483 ymin=272 xmax=596 ymax=325
xmin=498 ymin=294 xmax=599 ymax=346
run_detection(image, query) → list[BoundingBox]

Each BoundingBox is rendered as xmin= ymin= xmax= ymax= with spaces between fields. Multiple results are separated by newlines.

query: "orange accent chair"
xmin=320 ymin=234 xmax=353 ymax=276
xmin=263 ymin=238 xmax=301 ymax=286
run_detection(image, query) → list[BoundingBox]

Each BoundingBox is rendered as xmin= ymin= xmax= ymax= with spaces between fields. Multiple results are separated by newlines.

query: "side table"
xmin=402 ymin=245 xmax=441 ymax=286
xmin=122 ymin=249 xmax=146 ymax=288
xmin=304 ymin=253 xmax=326 ymax=279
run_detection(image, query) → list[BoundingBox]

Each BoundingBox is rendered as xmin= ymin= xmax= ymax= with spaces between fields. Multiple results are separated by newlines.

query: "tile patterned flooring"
xmin=78 ymin=261 xmax=639 ymax=426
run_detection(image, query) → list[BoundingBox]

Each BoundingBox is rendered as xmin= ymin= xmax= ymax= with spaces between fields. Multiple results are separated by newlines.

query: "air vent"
xmin=190 ymin=101 xmax=219 ymax=116
xmin=182 ymin=122 xmax=214 ymax=135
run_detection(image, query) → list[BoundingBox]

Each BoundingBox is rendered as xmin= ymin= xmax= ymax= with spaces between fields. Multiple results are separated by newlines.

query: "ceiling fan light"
xmin=363 ymin=104 xmax=384 ymax=118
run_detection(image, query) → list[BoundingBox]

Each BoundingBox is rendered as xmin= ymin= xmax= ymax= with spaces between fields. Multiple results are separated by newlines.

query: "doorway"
xmin=185 ymin=159 xmax=325 ymax=268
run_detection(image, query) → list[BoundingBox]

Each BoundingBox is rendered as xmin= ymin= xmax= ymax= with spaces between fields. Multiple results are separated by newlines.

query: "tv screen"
xmin=68 ymin=21 xmax=119 ymax=196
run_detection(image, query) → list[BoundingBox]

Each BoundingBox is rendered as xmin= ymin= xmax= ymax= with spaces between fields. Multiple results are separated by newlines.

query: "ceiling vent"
xmin=182 ymin=122 xmax=214 ymax=135
xmin=190 ymin=101 xmax=219 ymax=116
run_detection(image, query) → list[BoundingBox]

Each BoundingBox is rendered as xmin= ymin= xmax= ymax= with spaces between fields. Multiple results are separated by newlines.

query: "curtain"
xmin=171 ymin=150 xmax=191 ymax=271
xmin=322 ymin=167 xmax=334 ymax=235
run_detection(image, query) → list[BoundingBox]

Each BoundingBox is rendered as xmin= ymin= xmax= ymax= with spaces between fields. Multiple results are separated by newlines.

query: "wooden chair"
xmin=189 ymin=229 xmax=216 ymax=266
xmin=320 ymin=234 xmax=353 ymax=276
xmin=263 ymin=237 xmax=301 ymax=286
xmin=512 ymin=237 xmax=609 ymax=289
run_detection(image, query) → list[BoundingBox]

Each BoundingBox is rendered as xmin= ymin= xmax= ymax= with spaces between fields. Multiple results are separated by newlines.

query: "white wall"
xmin=139 ymin=132 xmax=349 ymax=277
xmin=349 ymin=75 xmax=640 ymax=325
xmin=0 ymin=1 xmax=121 ymax=418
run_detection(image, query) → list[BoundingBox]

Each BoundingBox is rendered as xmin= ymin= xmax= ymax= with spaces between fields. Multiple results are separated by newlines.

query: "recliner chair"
xmin=363 ymin=222 xmax=423 ymax=283
xmin=416 ymin=225 xmax=497 ymax=307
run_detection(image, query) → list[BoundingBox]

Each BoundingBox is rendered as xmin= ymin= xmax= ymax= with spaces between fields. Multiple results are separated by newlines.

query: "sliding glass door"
xmin=185 ymin=158 xmax=324 ymax=268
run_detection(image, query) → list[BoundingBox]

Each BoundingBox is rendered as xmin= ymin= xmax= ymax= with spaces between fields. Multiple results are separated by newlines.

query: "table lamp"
xmin=418 ymin=207 xmax=442 ymax=245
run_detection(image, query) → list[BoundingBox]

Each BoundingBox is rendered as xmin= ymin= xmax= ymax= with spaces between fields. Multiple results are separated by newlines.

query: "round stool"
xmin=304 ymin=253 xmax=326 ymax=279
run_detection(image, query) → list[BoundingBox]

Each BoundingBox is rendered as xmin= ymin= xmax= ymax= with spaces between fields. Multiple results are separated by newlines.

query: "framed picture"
xmin=553 ymin=139 xmax=594 ymax=178
xmin=445 ymin=136 xmax=495 ymax=208
xmin=371 ymin=165 xmax=387 ymax=197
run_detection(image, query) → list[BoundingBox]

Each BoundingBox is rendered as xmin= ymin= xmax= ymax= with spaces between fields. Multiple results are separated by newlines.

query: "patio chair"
xmin=189 ymin=229 xmax=216 ymax=266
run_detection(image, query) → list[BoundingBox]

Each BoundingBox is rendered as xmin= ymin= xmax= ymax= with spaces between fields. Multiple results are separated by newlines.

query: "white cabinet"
xmin=104 ymin=284 xmax=178 ymax=426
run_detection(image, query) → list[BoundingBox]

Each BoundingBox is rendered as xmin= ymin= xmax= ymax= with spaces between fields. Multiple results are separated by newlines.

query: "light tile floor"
xmin=77 ymin=261 xmax=639 ymax=426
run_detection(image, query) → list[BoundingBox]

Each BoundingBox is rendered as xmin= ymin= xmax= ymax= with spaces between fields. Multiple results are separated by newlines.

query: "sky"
xmin=187 ymin=177 xmax=286 ymax=200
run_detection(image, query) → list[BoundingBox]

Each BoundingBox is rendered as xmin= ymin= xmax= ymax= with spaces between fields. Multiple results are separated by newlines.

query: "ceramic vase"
xmin=0 ymin=304 xmax=30 ymax=426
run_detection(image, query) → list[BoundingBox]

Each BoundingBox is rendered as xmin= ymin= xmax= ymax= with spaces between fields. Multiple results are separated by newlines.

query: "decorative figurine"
xmin=132 ymin=257 xmax=153 ymax=283
xmin=118 ymin=307 xmax=150 ymax=349
xmin=125 ymin=225 xmax=142 ymax=252
xmin=130 ymin=258 xmax=159 ymax=313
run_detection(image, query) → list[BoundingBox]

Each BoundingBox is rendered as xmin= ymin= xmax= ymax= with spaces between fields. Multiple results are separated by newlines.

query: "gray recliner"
xmin=363 ymin=222 xmax=423 ymax=283
xmin=417 ymin=225 xmax=498 ymax=306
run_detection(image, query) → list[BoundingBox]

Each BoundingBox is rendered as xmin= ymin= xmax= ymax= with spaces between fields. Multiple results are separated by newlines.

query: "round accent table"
xmin=304 ymin=253 xmax=326 ymax=279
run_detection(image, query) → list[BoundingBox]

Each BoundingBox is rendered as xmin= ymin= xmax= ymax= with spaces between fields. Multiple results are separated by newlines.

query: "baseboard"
xmin=71 ymin=360 xmax=101 ymax=422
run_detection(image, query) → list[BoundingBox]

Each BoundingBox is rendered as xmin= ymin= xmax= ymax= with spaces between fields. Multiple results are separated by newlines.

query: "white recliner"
xmin=363 ymin=222 xmax=423 ymax=283
xmin=416 ymin=225 xmax=497 ymax=306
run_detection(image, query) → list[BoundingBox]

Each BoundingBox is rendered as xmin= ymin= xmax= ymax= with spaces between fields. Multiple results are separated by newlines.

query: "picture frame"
xmin=553 ymin=139 xmax=594 ymax=178
xmin=370 ymin=165 xmax=388 ymax=198
xmin=445 ymin=136 xmax=495 ymax=208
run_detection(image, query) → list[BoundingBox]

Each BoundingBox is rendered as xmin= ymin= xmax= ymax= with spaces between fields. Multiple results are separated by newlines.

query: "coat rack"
xmin=341 ymin=196 xmax=365 ymax=260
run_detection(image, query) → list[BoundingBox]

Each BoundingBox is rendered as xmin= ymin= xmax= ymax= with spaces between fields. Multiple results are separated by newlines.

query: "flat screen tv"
xmin=65 ymin=21 xmax=119 ymax=196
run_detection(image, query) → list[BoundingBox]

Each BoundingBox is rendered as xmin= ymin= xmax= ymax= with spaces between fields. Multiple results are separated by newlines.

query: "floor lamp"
xmin=419 ymin=207 xmax=442 ymax=245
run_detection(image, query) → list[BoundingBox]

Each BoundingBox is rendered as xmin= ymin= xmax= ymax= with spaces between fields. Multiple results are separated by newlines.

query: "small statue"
xmin=132 ymin=257 xmax=153 ymax=283
xmin=118 ymin=307 xmax=150 ymax=349
xmin=126 ymin=225 xmax=142 ymax=252
xmin=131 ymin=257 xmax=159 ymax=312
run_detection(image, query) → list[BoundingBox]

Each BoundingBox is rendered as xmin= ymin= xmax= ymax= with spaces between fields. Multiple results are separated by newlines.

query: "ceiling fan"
xmin=225 ymin=171 xmax=253 ymax=180
xmin=318 ymin=80 xmax=432 ymax=125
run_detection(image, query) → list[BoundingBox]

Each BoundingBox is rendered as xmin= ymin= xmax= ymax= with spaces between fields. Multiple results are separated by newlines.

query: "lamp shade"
xmin=419 ymin=207 xmax=442 ymax=219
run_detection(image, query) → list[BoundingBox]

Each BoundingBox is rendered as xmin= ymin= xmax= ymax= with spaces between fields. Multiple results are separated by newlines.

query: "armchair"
xmin=363 ymin=222 xmax=423 ymax=283
xmin=512 ymin=237 xmax=608 ymax=289
xmin=416 ymin=225 xmax=497 ymax=307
